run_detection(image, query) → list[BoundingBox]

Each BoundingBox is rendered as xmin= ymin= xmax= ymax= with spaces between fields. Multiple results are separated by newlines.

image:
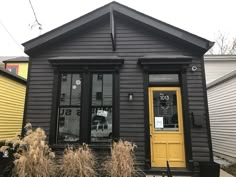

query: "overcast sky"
xmin=0 ymin=0 xmax=236 ymax=56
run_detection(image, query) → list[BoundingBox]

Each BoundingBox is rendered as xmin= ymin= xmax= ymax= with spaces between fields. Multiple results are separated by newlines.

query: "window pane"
xmin=57 ymin=73 xmax=81 ymax=143
xmin=60 ymin=74 xmax=71 ymax=105
xmin=91 ymin=74 xmax=113 ymax=142
xmin=58 ymin=107 xmax=80 ymax=143
xmin=71 ymin=74 xmax=82 ymax=105
xmin=103 ymin=74 xmax=112 ymax=105
xmin=149 ymin=74 xmax=179 ymax=83
xmin=92 ymin=74 xmax=102 ymax=106
xmin=153 ymin=91 xmax=178 ymax=131
xmin=7 ymin=66 xmax=17 ymax=75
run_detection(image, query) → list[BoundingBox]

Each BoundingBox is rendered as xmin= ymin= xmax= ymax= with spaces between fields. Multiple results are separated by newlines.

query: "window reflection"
xmin=153 ymin=91 xmax=178 ymax=131
xmin=91 ymin=74 xmax=113 ymax=142
xmin=57 ymin=73 xmax=81 ymax=143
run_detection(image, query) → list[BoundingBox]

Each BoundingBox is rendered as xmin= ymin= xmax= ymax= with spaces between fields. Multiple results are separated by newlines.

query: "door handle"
xmin=150 ymin=134 xmax=152 ymax=137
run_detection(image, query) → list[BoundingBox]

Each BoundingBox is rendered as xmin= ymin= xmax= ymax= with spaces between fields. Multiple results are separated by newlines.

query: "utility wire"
xmin=0 ymin=20 xmax=24 ymax=52
xmin=28 ymin=0 xmax=42 ymax=31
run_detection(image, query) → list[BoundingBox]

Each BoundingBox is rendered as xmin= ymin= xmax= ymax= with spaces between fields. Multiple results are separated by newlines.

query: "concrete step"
xmin=146 ymin=175 xmax=191 ymax=177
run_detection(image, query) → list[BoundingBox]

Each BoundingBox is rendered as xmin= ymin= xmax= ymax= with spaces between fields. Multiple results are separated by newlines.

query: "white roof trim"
xmin=207 ymin=70 xmax=236 ymax=89
xmin=204 ymin=55 xmax=236 ymax=61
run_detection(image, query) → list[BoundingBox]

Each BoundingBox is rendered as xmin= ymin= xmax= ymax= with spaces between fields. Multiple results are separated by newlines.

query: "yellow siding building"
xmin=3 ymin=56 xmax=28 ymax=79
xmin=0 ymin=68 xmax=26 ymax=141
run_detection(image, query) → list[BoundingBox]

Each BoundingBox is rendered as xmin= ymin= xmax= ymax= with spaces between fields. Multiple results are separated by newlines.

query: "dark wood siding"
xmin=25 ymin=15 xmax=211 ymax=166
xmin=187 ymin=59 xmax=211 ymax=162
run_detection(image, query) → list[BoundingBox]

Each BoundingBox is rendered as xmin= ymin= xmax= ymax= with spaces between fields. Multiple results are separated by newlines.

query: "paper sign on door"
xmin=97 ymin=110 xmax=108 ymax=117
xmin=155 ymin=117 xmax=164 ymax=128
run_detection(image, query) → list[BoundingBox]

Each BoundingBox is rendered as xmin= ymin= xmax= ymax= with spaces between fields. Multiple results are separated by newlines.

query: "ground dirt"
xmin=222 ymin=164 xmax=236 ymax=177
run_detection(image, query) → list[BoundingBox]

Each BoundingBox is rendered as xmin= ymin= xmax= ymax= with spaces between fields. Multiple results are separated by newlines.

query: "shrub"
xmin=60 ymin=143 xmax=96 ymax=177
xmin=103 ymin=140 xmax=142 ymax=177
xmin=1 ymin=123 xmax=57 ymax=177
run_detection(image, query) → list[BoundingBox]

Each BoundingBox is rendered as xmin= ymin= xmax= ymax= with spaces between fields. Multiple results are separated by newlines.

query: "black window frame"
xmin=89 ymin=72 xmax=114 ymax=143
xmin=56 ymin=73 xmax=82 ymax=144
xmin=49 ymin=56 xmax=123 ymax=145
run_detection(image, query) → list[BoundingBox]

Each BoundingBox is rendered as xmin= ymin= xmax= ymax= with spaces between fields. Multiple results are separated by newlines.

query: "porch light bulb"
xmin=128 ymin=93 xmax=133 ymax=101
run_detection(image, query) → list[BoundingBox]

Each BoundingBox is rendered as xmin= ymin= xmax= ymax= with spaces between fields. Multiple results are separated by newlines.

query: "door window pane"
xmin=57 ymin=73 xmax=81 ymax=143
xmin=91 ymin=74 xmax=113 ymax=142
xmin=153 ymin=91 xmax=178 ymax=131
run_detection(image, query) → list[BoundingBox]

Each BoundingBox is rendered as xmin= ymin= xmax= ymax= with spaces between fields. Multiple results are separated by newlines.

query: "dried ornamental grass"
xmin=103 ymin=140 xmax=141 ymax=177
xmin=61 ymin=143 xmax=96 ymax=177
xmin=11 ymin=123 xmax=57 ymax=177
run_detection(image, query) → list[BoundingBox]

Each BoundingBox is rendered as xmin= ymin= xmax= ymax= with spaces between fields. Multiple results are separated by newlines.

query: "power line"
xmin=0 ymin=20 xmax=24 ymax=52
xmin=28 ymin=0 xmax=42 ymax=31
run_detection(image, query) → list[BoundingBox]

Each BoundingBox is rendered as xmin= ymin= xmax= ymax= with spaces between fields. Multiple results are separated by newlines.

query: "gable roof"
xmin=0 ymin=68 xmax=27 ymax=85
xmin=23 ymin=1 xmax=214 ymax=54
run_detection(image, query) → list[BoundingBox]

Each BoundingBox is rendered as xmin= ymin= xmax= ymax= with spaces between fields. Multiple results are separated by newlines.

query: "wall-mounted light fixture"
xmin=128 ymin=93 xmax=133 ymax=101
xmin=191 ymin=65 xmax=198 ymax=72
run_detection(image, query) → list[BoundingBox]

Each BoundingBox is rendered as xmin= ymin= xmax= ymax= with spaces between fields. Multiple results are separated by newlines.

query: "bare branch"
xmin=211 ymin=32 xmax=236 ymax=55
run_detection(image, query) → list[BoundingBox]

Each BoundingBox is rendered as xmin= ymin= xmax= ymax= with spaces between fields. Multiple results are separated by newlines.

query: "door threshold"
xmin=146 ymin=175 xmax=192 ymax=177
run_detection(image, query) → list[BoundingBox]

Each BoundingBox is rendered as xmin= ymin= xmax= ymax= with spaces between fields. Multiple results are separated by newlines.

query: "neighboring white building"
xmin=204 ymin=55 xmax=236 ymax=161
xmin=204 ymin=55 xmax=236 ymax=84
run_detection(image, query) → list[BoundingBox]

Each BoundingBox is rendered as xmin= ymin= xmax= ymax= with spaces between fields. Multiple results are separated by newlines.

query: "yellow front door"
xmin=149 ymin=87 xmax=186 ymax=167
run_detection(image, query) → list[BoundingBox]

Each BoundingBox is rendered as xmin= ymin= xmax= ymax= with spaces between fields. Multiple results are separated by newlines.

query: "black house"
xmin=22 ymin=2 xmax=214 ymax=176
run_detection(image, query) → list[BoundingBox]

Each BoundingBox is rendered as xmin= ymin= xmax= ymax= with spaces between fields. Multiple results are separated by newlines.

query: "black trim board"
xmin=4 ymin=61 xmax=28 ymax=64
xmin=49 ymin=70 xmax=60 ymax=144
xmin=200 ymin=56 xmax=214 ymax=161
xmin=3 ymin=56 xmax=29 ymax=63
xmin=22 ymin=2 xmax=213 ymax=54
xmin=143 ymin=72 xmax=150 ymax=169
xmin=138 ymin=55 xmax=193 ymax=73
xmin=138 ymin=55 xmax=193 ymax=65
xmin=21 ymin=59 xmax=32 ymax=136
xmin=180 ymin=72 xmax=193 ymax=170
xmin=110 ymin=6 xmax=116 ymax=51
xmin=48 ymin=56 xmax=124 ymax=66
xmin=113 ymin=71 xmax=120 ymax=139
